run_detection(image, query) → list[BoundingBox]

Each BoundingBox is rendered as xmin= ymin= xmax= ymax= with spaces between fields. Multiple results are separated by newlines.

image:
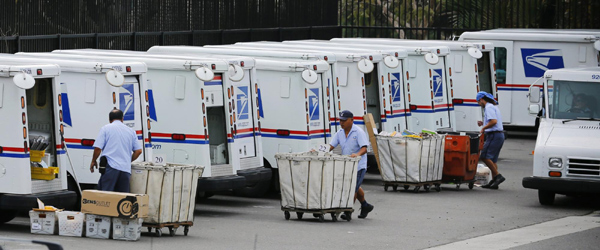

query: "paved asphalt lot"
xmin=1 ymin=132 xmax=599 ymax=250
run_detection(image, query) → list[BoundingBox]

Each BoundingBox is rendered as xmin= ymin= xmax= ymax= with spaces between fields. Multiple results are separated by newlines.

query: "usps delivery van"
xmin=243 ymin=41 xmax=455 ymax=133
xmin=523 ymin=67 xmax=600 ymax=205
xmin=0 ymin=63 xmax=78 ymax=223
xmin=332 ymin=38 xmax=495 ymax=132
xmin=0 ymin=54 xmax=152 ymax=192
xmin=459 ymin=31 xmax=600 ymax=128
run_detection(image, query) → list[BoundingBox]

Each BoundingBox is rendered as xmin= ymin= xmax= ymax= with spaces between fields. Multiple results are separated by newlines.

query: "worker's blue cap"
xmin=476 ymin=91 xmax=497 ymax=104
xmin=339 ymin=110 xmax=354 ymax=120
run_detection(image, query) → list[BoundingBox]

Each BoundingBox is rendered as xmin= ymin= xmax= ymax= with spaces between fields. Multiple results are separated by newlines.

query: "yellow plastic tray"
xmin=30 ymin=150 xmax=46 ymax=162
xmin=31 ymin=166 xmax=58 ymax=180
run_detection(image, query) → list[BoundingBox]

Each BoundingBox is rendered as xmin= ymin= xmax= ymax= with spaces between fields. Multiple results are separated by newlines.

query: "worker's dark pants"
xmin=97 ymin=164 xmax=131 ymax=193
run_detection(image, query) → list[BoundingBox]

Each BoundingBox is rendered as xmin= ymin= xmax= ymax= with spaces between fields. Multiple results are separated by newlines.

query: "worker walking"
xmin=476 ymin=92 xmax=506 ymax=189
xmin=329 ymin=110 xmax=374 ymax=219
xmin=90 ymin=109 xmax=142 ymax=192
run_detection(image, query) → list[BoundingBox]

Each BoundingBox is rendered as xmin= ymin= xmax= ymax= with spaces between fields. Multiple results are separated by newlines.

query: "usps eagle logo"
xmin=391 ymin=72 xmax=401 ymax=102
xmin=237 ymin=86 xmax=249 ymax=120
xmin=308 ymin=88 xmax=320 ymax=121
xmin=119 ymin=84 xmax=135 ymax=121
xmin=521 ymin=49 xmax=565 ymax=77
xmin=433 ymin=69 xmax=443 ymax=97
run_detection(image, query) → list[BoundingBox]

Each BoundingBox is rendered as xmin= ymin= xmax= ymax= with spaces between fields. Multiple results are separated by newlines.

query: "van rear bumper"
xmin=197 ymin=175 xmax=246 ymax=192
xmin=522 ymin=176 xmax=600 ymax=194
xmin=0 ymin=190 xmax=77 ymax=210
xmin=237 ymin=167 xmax=272 ymax=185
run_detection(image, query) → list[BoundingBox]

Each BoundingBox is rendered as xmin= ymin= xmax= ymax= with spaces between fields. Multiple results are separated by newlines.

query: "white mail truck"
xmin=34 ymin=50 xmax=271 ymax=197
xmin=459 ymin=31 xmax=600 ymax=128
xmin=523 ymin=67 xmax=600 ymax=205
xmin=332 ymin=38 xmax=496 ymax=132
xmin=0 ymin=54 xmax=152 ymax=193
xmin=0 ymin=63 xmax=78 ymax=223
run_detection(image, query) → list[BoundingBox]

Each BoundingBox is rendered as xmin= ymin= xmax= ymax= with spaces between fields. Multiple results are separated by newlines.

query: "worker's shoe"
xmin=489 ymin=174 xmax=506 ymax=189
xmin=481 ymin=175 xmax=499 ymax=189
xmin=357 ymin=204 xmax=374 ymax=219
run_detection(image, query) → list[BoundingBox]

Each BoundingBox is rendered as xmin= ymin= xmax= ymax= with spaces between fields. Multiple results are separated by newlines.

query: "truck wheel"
xmin=0 ymin=209 xmax=17 ymax=224
xmin=233 ymin=180 xmax=271 ymax=198
xmin=538 ymin=190 xmax=555 ymax=205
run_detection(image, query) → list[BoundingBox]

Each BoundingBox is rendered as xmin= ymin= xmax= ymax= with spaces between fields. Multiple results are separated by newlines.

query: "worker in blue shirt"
xmin=476 ymin=92 xmax=506 ymax=189
xmin=90 ymin=109 xmax=142 ymax=192
xmin=329 ymin=110 xmax=374 ymax=219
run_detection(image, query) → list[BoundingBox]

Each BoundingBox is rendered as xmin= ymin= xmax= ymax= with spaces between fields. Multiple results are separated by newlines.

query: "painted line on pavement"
xmin=426 ymin=212 xmax=600 ymax=250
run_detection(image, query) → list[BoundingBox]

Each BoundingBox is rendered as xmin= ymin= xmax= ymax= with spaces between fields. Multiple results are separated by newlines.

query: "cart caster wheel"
xmin=184 ymin=226 xmax=189 ymax=236
xmin=424 ymin=184 xmax=430 ymax=192
xmin=393 ymin=185 xmax=398 ymax=191
xmin=331 ymin=213 xmax=337 ymax=222
xmin=169 ymin=226 xmax=176 ymax=237
xmin=284 ymin=211 xmax=290 ymax=220
xmin=147 ymin=227 xmax=152 ymax=233
xmin=414 ymin=186 xmax=421 ymax=193
xmin=313 ymin=213 xmax=320 ymax=218
xmin=468 ymin=182 xmax=475 ymax=190
xmin=435 ymin=184 xmax=442 ymax=192
xmin=296 ymin=212 xmax=304 ymax=220
xmin=343 ymin=212 xmax=352 ymax=221
xmin=318 ymin=214 xmax=325 ymax=222
xmin=404 ymin=185 xmax=410 ymax=191
xmin=384 ymin=184 xmax=389 ymax=191
xmin=155 ymin=228 xmax=162 ymax=237
xmin=456 ymin=184 xmax=461 ymax=190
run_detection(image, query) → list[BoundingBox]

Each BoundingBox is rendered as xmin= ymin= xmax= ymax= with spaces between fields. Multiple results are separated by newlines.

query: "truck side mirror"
xmin=529 ymin=86 xmax=541 ymax=103
xmin=528 ymin=104 xmax=540 ymax=115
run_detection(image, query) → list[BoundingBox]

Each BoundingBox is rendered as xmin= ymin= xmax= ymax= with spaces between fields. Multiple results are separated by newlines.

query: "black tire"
xmin=318 ymin=214 xmax=324 ymax=222
xmin=296 ymin=212 xmax=304 ymax=220
xmin=468 ymin=182 xmax=475 ymax=190
xmin=169 ymin=227 xmax=176 ymax=237
xmin=184 ymin=226 xmax=189 ymax=236
xmin=147 ymin=227 xmax=152 ymax=233
xmin=424 ymin=184 xmax=430 ymax=192
xmin=284 ymin=211 xmax=290 ymax=220
xmin=384 ymin=185 xmax=389 ymax=191
xmin=538 ymin=190 xmax=556 ymax=206
xmin=233 ymin=180 xmax=271 ymax=198
xmin=435 ymin=184 xmax=442 ymax=192
xmin=0 ymin=209 xmax=17 ymax=224
xmin=343 ymin=212 xmax=352 ymax=221
xmin=404 ymin=185 xmax=409 ymax=191
xmin=414 ymin=186 xmax=421 ymax=193
xmin=155 ymin=228 xmax=162 ymax=237
xmin=331 ymin=213 xmax=337 ymax=222
xmin=393 ymin=185 xmax=398 ymax=192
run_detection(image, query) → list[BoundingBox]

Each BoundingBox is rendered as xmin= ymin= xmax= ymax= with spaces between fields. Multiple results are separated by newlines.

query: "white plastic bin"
xmin=275 ymin=152 xmax=359 ymax=211
xmin=112 ymin=217 xmax=143 ymax=241
xmin=375 ymin=134 xmax=446 ymax=183
xmin=29 ymin=210 xmax=57 ymax=235
xmin=85 ymin=214 xmax=111 ymax=239
xmin=57 ymin=211 xmax=84 ymax=237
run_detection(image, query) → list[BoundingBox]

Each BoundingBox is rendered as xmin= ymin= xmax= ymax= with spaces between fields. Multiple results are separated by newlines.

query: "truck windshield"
xmin=548 ymin=80 xmax=600 ymax=120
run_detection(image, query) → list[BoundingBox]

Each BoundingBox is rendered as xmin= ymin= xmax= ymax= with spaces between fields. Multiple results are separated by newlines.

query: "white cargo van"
xmin=29 ymin=50 xmax=271 ymax=197
xmin=0 ymin=63 xmax=78 ymax=223
xmin=523 ymin=67 xmax=600 ymax=205
xmin=0 ymin=54 xmax=152 ymax=192
xmin=247 ymin=41 xmax=455 ymax=133
xmin=331 ymin=38 xmax=496 ymax=132
xmin=459 ymin=31 xmax=600 ymax=128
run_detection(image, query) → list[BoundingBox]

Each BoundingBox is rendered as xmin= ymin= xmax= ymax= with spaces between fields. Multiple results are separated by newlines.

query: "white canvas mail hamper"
xmin=275 ymin=151 xmax=359 ymax=210
xmin=375 ymin=134 xmax=446 ymax=183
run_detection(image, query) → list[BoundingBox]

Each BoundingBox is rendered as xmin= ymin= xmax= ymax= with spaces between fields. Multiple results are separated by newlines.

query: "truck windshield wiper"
xmin=562 ymin=117 xmax=600 ymax=124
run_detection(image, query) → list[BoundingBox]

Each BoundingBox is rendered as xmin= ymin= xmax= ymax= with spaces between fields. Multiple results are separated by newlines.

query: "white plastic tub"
xmin=375 ymin=134 xmax=446 ymax=183
xmin=57 ymin=211 xmax=84 ymax=237
xmin=275 ymin=152 xmax=359 ymax=211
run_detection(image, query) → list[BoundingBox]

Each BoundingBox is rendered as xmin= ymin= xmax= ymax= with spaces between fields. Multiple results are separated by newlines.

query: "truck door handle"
xmin=211 ymin=93 xmax=214 ymax=104
xmin=244 ymin=145 xmax=247 ymax=155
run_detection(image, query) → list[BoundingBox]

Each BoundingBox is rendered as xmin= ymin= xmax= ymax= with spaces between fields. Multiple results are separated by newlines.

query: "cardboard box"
xmin=57 ymin=211 xmax=85 ymax=237
xmin=112 ymin=217 xmax=143 ymax=241
xmin=81 ymin=190 xmax=149 ymax=219
xmin=85 ymin=214 xmax=112 ymax=239
xmin=29 ymin=210 xmax=58 ymax=235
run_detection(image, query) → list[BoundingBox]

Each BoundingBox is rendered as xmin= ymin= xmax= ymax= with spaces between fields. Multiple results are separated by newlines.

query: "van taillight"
xmin=369 ymin=56 xmax=373 ymax=61
xmin=313 ymin=65 xmax=317 ymax=70
xmin=452 ymin=99 xmax=464 ymax=104
xmin=549 ymin=171 xmax=562 ymax=177
xmin=172 ymin=134 xmax=186 ymax=141
xmin=126 ymin=66 xmax=131 ymax=72
xmin=276 ymin=130 xmax=290 ymax=136
xmin=81 ymin=139 xmax=95 ymax=147
xmin=324 ymin=56 xmax=328 ymax=61
xmin=211 ymin=64 xmax=216 ymax=70
xmin=37 ymin=69 xmax=42 ymax=75
xmin=410 ymin=105 xmax=417 ymax=110
xmin=482 ymin=45 xmax=486 ymax=50
xmin=395 ymin=52 xmax=398 ymax=57
xmin=241 ymin=61 xmax=245 ymax=67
